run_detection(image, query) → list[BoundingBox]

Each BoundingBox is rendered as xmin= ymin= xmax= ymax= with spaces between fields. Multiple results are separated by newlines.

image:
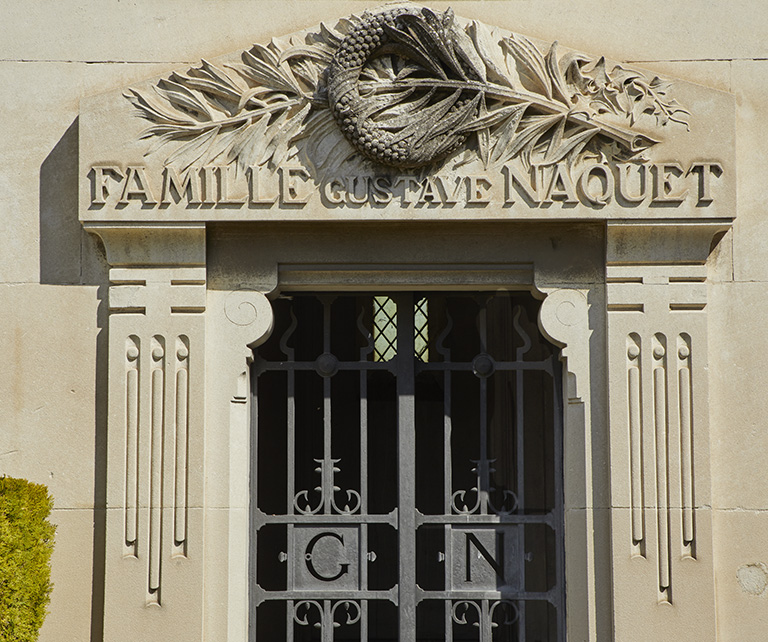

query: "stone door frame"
xmin=87 ymin=217 xmax=725 ymax=641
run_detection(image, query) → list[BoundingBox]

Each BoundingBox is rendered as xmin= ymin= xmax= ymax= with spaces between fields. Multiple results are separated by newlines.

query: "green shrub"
xmin=0 ymin=477 xmax=56 ymax=642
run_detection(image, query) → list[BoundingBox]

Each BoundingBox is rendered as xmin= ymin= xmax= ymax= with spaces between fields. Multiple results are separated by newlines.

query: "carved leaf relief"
xmin=125 ymin=4 xmax=690 ymax=176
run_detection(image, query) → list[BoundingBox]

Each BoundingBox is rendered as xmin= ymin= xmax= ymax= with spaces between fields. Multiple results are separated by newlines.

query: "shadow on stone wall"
xmin=40 ymin=118 xmax=80 ymax=286
xmin=39 ymin=118 xmax=108 ymax=642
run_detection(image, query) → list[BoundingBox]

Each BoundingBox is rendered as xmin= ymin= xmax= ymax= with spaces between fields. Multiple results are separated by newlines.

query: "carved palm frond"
xmin=125 ymin=38 xmax=327 ymax=171
xmin=125 ymin=5 xmax=690 ymax=175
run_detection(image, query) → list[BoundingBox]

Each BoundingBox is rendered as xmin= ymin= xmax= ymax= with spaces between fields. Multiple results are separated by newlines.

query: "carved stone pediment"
xmin=79 ymin=3 xmax=735 ymax=224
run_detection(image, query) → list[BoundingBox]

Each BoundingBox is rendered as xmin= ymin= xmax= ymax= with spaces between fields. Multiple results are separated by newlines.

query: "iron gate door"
xmin=251 ymin=292 xmax=565 ymax=641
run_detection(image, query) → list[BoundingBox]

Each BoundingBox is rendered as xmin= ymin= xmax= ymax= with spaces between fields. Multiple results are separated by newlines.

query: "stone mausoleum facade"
xmin=2 ymin=1 xmax=767 ymax=640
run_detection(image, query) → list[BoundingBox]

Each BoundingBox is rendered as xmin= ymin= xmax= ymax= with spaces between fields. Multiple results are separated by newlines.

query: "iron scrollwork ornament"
xmin=127 ymin=4 xmax=690 ymax=175
xmin=293 ymin=600 xmax=361 ymax=640
xmin=452 ymin=600 xmax=519 ymax=642
xmin=452 ymin=458 xmax=518 ymax=516
xmin=294 ymin=457 xmax=362 ymax=515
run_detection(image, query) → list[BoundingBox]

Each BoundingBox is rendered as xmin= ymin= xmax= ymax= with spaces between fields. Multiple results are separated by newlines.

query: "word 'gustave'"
xmin=89 ymin=161 xmax=723 ymax=208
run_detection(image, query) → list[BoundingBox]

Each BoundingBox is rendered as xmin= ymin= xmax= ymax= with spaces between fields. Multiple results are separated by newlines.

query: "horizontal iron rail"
xmin=416 ymin=588 xmax=559 ymax=604
xmin=254 ymin=358 xmax=554 ymax=374
xmin=415 ymin=511 xmax=556 ymax=527
xmin=254 ymin=588 xmax=398 ymax=606
xmin=254 ymin=510 xmax=398 ymax=526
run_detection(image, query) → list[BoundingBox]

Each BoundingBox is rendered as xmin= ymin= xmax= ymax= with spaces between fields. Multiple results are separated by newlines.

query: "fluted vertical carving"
xmin=652 ymin=333 xmax=670 ymax=600
xmin=174 ymin=335 xmax=190 ymax=556
xmin=620 ymin=327 xmax=703 ymax=603
xmin=108 ymin=263 xmax=206 ymax=617
xmin=149 ymin=335 xmax=165 ymax=602
xmin=125 ymin=336 xmax=140 ymax=556
xmin=677 ymin=334 xmax=694 ymax=554
xmin=627 ymin=333 xmax=644 ymax=552
xmin=609 ymin=258 xmax=713 ymax=622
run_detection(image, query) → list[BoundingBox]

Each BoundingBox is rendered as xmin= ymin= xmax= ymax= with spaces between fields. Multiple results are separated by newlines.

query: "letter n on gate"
xmin=451 ymin=527 xmax=518 ymax=591
xmin=465 ymin=532 xmax=505 ymax=582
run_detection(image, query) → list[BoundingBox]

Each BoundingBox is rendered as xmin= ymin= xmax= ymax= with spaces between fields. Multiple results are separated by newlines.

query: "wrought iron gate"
xmin=251 ymin=292 xmax=565 ymax=641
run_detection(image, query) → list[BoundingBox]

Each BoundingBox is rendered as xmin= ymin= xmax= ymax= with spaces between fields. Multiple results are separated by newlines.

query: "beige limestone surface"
xmin=1 ymin=2 xmax=768 ymax=641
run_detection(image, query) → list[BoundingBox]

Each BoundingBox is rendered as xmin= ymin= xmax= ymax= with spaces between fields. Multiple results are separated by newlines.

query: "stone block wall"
xmin=1 ymin=2 xmax=767 ymax=640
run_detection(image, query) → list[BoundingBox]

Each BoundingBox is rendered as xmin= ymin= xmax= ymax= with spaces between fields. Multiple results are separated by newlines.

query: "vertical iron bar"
xmin=286 ymin=369 xmax=296 ymax=636
xmin=444 ymin=373 xmax=452 ymax=514
xmin=323 ymin=298 xmax=333 ymax=515
xmin=437 ymin=310 xmax=454 ymax=516
xmin=553 ymin=358 xmax=566 ymax=642
xmin=445 ymin=599 xmax=453 ymax=642
xmin=359 ymin=302 xmax=372 ymax=642
xmin=478 ymin=299 xmax=488 ymax=352
xmin=479 ymin=376 xmax=489 ymax=515
xmin=396 ymin=292 xmax=417 ymax=642
xmin=288 ymin=371 xmax=295 ymax=515
xmin=515 ymin=319 xmax=527 ymax=637
xmin=361 ymin=599 xmax=368 ymax=642
xmin=444 ymin=366 xmax=454 ymax=642
xmin=478 ymin=300 xmax=489 ymax=515
xmin=439 ymin=308 xmax=454 ymax=642
xmin=249 ymin=376 xmax=258 ymax=642
xmin=481 ymin=599 xmax=491 ymax=642
xmin=286 ymin=315 xmax=297 ymax=641
xmin=323 ymin=376 xmax=332 ymax=515
xmin=361 ymin=370 xmax=369 ymax=515
xmin=286 ymin=599 xmax=294 ymax=642
xmin=361 ymin=366 xmax=369 ymax=641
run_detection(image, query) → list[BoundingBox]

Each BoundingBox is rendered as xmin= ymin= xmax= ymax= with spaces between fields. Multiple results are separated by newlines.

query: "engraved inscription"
xmin=88 ymin=160 xmax=724 ymax=209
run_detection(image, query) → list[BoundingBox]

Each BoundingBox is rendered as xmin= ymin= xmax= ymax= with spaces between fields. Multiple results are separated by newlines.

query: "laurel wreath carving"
xmin=126 ymin=4 xmax=690 ymax=174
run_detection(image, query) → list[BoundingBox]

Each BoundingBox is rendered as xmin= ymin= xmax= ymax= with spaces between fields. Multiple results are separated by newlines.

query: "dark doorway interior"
xmin=251 ymin=292 xmax=564 ymax=641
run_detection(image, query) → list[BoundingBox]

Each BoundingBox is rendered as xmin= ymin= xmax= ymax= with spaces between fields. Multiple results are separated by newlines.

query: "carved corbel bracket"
xmin=538 ymin=288 xmax=591 ymax=403
xmin=221 ymin=288 xmax=275 ymax=360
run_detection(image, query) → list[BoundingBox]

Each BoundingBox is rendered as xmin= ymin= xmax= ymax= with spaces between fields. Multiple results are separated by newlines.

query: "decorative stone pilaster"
xmin=87 ymin=224 xmax=209 ymax=641
xmin=605 ymin=222 xmax=724 ymax=640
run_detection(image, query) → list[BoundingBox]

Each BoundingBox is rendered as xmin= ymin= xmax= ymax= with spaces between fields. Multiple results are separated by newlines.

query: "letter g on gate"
xmin=304 ymin=532 xmax=350 ymax=582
